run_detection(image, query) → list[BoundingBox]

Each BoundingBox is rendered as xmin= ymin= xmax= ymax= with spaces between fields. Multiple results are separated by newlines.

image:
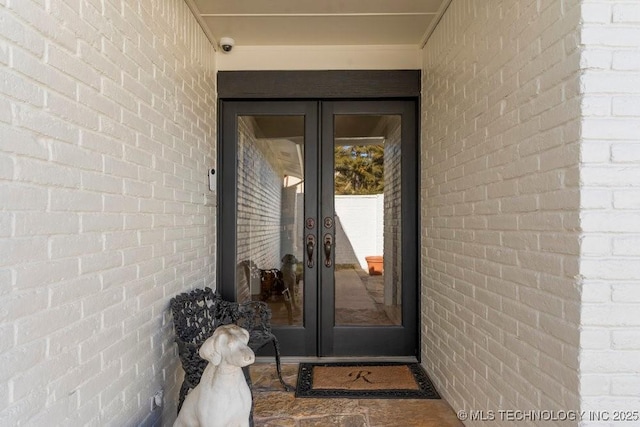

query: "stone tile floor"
xmin=250 ymin=363 xmax=464 ymax=427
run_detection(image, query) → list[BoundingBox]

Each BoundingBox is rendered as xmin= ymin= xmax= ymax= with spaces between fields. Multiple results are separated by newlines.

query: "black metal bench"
xmin=170 ymin=287 xmax=293 ymax=415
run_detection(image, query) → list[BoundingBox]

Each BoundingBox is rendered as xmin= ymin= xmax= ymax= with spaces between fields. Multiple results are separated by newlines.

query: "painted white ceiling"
xmin=187 ymin=0 xmax=449 ymax=50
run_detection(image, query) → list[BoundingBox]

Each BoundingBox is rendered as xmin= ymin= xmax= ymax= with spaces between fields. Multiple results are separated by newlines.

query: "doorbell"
xmin=208 ymin=168 xmax=216 ymax=191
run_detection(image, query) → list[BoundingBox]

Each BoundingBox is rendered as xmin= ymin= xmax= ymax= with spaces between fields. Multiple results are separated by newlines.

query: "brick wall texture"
xmin=383 ymin=117 xmax=402 ymax=306
xmin=0 ymin=0 xmax=216 ymax=425
xmin=579 ymin=0 xmax=640 ymax=423
xmin=236 ymin=117 xmax=283 ymax=302
xmin=421 ymin=0 xmax=583 ymax=425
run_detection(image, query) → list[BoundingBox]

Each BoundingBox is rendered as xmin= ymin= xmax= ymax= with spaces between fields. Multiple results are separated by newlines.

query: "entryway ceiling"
xmin=187 ymin=0 xmax=449 ymax=49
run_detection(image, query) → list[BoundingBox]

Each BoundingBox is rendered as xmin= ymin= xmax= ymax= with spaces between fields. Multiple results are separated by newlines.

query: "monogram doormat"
xmin=295 ymin=362 xmax=440 ymax=399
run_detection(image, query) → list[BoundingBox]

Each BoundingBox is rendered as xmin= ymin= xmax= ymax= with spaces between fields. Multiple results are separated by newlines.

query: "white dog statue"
xmin=174 ymin=324 xmax=255 ymax=427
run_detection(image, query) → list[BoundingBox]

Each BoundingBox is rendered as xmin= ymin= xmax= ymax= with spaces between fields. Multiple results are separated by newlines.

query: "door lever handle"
xmin=323 ymin=234 xmax=332 ymax=267
xmin=306 ymin=235 xmax=315 ymax=268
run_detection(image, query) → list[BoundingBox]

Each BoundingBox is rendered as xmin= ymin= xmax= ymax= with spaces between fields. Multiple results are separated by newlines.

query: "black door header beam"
xmin=217 ymin=70 xmax=421 ymax=99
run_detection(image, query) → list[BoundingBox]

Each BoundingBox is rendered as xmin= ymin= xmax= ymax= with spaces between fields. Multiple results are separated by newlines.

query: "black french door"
xmin=219 ymin=99 xmax=418 ymax=358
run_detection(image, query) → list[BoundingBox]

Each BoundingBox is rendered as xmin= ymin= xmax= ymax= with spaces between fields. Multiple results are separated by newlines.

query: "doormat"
xmin=295 ymin=362 xmax=440 ymax=399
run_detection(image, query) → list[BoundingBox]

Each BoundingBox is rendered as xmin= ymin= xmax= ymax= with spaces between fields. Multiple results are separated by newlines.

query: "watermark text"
xmin=456 ymin=410 xmax=640 ymax=422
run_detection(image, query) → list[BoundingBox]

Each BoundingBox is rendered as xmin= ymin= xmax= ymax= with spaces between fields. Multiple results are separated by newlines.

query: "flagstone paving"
xmin=250 ymin=363 xmax=464 ymax=427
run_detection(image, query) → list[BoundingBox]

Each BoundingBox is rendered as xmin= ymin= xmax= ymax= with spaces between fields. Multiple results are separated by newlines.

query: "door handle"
xmin=306 ymin=235 xmax=315 ymax=268
xmin=323 ymin=234 xmax=332 ymax=267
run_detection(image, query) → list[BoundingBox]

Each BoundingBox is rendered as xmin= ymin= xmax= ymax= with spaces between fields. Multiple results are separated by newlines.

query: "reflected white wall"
xmin=334 ymin=195 xmax=384 ymax=270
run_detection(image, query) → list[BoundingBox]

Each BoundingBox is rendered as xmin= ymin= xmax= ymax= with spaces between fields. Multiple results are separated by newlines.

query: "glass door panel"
xmin=320 ymin=101 xmax=417 ymax=358
xmin=333 ymin=115 xmax=402 ymax=327
xmin=220 ymin=101 xmax=319 ymax=356
xmin=234 ymin=115 xmax=305 ymax=327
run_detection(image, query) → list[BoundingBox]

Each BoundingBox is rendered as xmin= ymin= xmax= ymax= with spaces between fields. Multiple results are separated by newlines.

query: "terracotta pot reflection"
xmin=365 ymin=256 xmax=383 ymax=275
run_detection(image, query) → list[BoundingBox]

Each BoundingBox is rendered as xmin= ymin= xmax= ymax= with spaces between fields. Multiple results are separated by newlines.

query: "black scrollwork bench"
xmin=170 ymin=287 xmax=293 ymax=415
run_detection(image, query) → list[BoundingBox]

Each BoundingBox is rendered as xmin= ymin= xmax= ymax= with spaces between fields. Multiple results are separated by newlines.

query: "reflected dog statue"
xmin=280 ymin=254 xmax=299 ymax=310
xmin=174 ymin=324 xmax=255 ymax=427
xmin=259 ymin=268 xmax=293 ymax=324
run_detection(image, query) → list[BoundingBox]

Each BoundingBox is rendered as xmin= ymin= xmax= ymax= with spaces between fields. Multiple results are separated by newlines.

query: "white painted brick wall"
xmin=237 ymin=118 xmax=283 ymax=265
xmin=236 ymin=117 xmax=283 ymax=302
xmin=422 ymin=0 xmax=582 ymax=425
xmin=383 ymin=119 xmax=402 ymax=306
xmin=0 ymin=1 xmax=216 ymax=425
xmin=579 ymin=0 xmax=640 ymax=424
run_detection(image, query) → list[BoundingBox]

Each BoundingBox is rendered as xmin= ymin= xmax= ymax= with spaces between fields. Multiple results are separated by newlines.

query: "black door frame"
xmin=219 ymin=100 xmax=319 ymax=356
xmin=217 ymin=70 xmax=421 ymax=359
xmin=320 ymin=100 xmax=418 ymax=357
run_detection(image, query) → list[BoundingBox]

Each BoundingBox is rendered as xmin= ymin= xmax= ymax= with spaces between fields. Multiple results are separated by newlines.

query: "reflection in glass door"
xmin=333 ymin=115 xmax=402 ymax=327
xmin=234 ymin=115 xmax=305 ymax=327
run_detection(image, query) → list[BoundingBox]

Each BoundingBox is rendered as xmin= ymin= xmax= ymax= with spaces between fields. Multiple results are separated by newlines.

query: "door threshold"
xmin=255 ymin=356 xmax=419 ymax=364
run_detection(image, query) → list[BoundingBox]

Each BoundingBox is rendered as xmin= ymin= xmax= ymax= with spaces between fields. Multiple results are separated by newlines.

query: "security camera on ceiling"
xmin=220 ymin=37 xmax=235 ymax=53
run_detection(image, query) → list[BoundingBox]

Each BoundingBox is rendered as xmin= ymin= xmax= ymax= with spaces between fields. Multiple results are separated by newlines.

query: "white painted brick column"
xmin=579 ymin=1 xmax=640 ymax=425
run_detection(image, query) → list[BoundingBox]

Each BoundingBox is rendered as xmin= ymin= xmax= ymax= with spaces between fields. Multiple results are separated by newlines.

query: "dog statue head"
xmin=199 ymin=324 xmax=255 ymax=368
xmin=281 ymin=254 xmax=298 ymax=265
